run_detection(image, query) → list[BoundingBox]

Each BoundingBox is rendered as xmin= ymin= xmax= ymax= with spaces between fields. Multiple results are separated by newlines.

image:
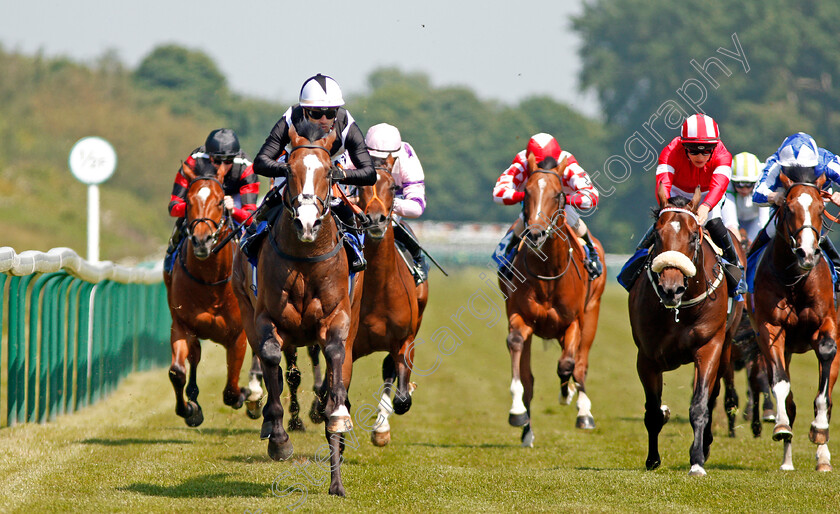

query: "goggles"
xmin=305 ymin=108 xmax=337 ymax=120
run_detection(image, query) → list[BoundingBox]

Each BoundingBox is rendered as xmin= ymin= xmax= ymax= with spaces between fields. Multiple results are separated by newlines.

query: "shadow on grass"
xmin=408 ymin=442 xmax=512 ymax=449
xmin=80 ymin=438 xmax=192 ymax=446
xmin=121 ymin=473 xmax=269 ymax=498
xmin=618 ymin=415 xmax=690 ymax=425
xmin=172 ymin=427 xmax=259 ymax=437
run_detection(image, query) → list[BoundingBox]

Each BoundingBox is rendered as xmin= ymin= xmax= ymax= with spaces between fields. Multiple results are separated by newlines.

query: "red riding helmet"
xmin=526 ymin=133 xmax=562 ymax=163
xmin=680 ymin=114 xmax=720 ymax=145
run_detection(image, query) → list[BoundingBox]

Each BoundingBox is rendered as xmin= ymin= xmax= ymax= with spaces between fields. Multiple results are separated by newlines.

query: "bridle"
xmin=520 ymin=169 xmax=576 ymax=280
xmin=360 ymin=165 xmax=397 ymax=234
xmin=281 ymin=143 xmax=336 ymax=223
xmin=779 ymin=182 xmax=823 ymax=256
xmin=186 ymin=176 xmax=230 ymax=248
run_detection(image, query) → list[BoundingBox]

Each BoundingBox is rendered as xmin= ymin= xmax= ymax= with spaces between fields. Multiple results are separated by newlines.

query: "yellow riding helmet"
xmin=731 ymin=152 xmax=762 ymax=183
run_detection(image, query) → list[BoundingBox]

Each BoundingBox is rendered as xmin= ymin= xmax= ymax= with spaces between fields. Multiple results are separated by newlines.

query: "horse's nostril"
xmin=376 ymin=214 xmax=387 ymax=224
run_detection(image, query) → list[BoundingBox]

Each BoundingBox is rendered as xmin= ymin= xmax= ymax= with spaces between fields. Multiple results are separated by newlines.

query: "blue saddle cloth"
xmin=492 ymin=229 xmax=517 ymax=270
xmin=746 ymin=240 xmax=838 ymax=293
xmin=617 ymin=248 xmax=649 ymax=292
xmin=163 ymin=238 xmax=185 ymax=274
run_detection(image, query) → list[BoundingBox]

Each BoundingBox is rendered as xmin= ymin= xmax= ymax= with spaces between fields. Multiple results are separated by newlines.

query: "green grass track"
xmin=1 ymin=269 xmax=839 ymax=512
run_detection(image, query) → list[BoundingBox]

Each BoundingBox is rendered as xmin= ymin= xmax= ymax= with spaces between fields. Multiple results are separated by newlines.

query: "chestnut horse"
xmin=232 ymin=121 xmax=361 ymax=496
xmin=629 ymin=187 xmax=731 ymax=476
xmin=500 ymin=157 xmax=606 ymax=447
xmin=163 ymin=163 xmax=261 ymax=426
xmin=750 ymin=167 xmax=839 ymax=471
xmin=354 ymin=158 xmax=429 ymax=446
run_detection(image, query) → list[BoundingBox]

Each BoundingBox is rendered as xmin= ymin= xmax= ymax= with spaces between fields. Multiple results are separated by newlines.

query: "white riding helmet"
xmin=365 ymin=123 xmax=402 ymax=158
xmin=299 ymin=73 xmax=345 ymax=108
xmin=731 ymin=152 xmax=762 ymax=183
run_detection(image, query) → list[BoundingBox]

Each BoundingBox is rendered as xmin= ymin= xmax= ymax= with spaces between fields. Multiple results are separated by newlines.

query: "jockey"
xmin=720 ymin=152 xmax=770 ymax=243
xmin=337 ymin=123 xmax=429 ymax=284
xmin=635 ymin=113 xmax=742 ymax=295
xmin=492 ymin=133 xmax=602 ymax=278
xmin=163 ymin=128 xmax=259 ymax=273
xmin=749 ymin=132 xmax=840 ymax=277
xmin=246 ymin=73 xmax=376 ymax=271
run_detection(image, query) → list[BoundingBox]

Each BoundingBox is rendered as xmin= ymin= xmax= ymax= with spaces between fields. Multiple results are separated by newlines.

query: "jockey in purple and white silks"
xmin=338 ymin=123 xmax=430 ymax=284
xmin=749 ymin=132 xmax=840 ymax=284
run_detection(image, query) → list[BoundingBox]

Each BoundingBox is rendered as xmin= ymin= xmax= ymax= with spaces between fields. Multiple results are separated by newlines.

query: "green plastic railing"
xmin=0 ymin=247 xmax=171 ymax=427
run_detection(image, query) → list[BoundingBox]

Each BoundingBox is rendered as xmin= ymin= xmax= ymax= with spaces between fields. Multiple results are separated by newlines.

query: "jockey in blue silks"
xmin=748 ymin=132 xmax=840 ymax=290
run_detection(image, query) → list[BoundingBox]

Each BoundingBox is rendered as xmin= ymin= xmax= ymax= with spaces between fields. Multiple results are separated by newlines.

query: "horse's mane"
xmin=781 ymin=165 xmax=817 ymax=184
xmin=652 ymin=195 xmax=691 ymax=218
xmin=295 ymin=119 xmax=328 ymax=143
xmin=537 ymin=156 xmax=558 ymax=170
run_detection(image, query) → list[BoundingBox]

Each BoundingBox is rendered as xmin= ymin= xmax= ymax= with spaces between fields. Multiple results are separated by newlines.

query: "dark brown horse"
xmin=163 ymin=163 xmax=258 ymax=426
xmin=750 ymin=167 xmax=839 ymax=471
xmin=354 ymin=158 xmax=429 ymax=446
xmin=500 ymin=156 xmax=606 ymax=447
xmin=232 ymin=121 xmax=362 ymax=496
xmin=629 ymin=187 xmax=731 ymax=476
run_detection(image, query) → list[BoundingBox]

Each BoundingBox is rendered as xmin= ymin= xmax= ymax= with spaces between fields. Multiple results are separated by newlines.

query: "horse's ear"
xmin=816 ymin=173 xmax=826 ymax=189
xmin=656 ymin=183 xmax=669 ymax=207
xmin=323 ymin=127 xmax=337 ymax=149
xmin=181 ymin=162 xmax=196 ymax=182
xmin=688 ymin=186 xmax=702 ymax=212
xmin=779 ymin=171 xmax=792 ymax=190
xmin=556 ymin=155 xmax=569 ymax=172
xmin=287 ymin=122 xmax=302 ymax=147
xmin=526 ymin=152 xmax=537 ymax=172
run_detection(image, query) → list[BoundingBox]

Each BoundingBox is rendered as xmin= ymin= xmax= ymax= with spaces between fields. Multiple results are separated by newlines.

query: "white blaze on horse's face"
xmin=196 ymin=187 xmax=211 ymax=203
xmin=297 ymin=154 xmax=324 ymax=241
xmin=670 ymin=221 xmax=681 ymax=233
xmin=796 ymin=193 xmax=816 ymax=252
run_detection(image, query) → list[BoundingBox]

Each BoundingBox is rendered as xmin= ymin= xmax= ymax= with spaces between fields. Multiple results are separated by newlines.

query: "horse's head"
xmin=650 ymin=185 xmax=704 ymax=307
xmin=182 ymin=162 xmax=227 ymax=259
xmin=778 ymin=167 xmax=826 ymax=270
xmin=284 ymin=121 xmax=338 ymax=242
xmin=521 ymin=156 xmax=569 ymax=248
xmin=357 ymin=155 xmax=397 ymax=240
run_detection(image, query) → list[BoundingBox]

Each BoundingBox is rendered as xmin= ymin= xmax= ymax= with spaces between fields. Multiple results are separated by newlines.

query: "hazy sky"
xmin=2 ymin=0 xmax=599 ymax=116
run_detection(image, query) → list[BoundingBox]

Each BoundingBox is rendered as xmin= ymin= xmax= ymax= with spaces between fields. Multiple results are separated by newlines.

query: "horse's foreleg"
xmin=506 ymin=314 xmax=533 ymax=428
xmin=760 ymin=324 xmax=794 ymax=447
xmin=688 ymin=339 xmax=723 ymax=476
xmin=256 ymin=313 xmax=292 ymax=461
xmin=573 ymin=313 xmax=598 ymax=430
xmin=558 ymin=320 xmax=581 ymax=406
xmin=222 ymin=331 xmax=249 ymax=410
xmin=637 ymin=354 xmax=665 ymax=471
xmin=308 ymin=345 xmax=326 ymax=424
xmin=371 ymin=355 xmax=396 ymax=447
xmin=323 ymin=330 xmax=352 ymax=434
xmin=393 ymin=338 xmax=417 ymax=415
xmin=283 ymin=347 xmax=305 ymax=432
xmin=168 ymin=321 xmax=197 ymax=424
xmin=246 ymin=352 xmax=263 ymax=420
xmin=810 ymin=321 xmax=837 ymax=471
xmin=719 ymin=341 xmax=739 ymax=437
xmin=180 ymin=336 xmax=203 ymax=427
xmin=326 ymin=431 xmax=346 ymax=497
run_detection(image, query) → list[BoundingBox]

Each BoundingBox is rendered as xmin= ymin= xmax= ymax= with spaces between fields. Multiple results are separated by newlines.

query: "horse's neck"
xmin=769 ymin=231 xmax=801 ymax=277
xmin=183 ymin=239 xmax=232 ymax=281
xmin=685 ymin=242 xmax=713 ymax=294
xmin=364 ymin=227 xmax=397 ymax=278
xmin=523 ymin=230 xmax=572 ymax=273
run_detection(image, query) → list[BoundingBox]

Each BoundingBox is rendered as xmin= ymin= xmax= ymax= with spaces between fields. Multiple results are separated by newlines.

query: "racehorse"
xmin=232 ymin=121 xmax=362 ymax=496
xmin=163 ymin=162 xmax=260 ymax=426
xmin=354 ymin=157 xmax=429 ymax=446
xmin=499 ymin=156 xmax=606 ymax=447
xmin=629 ymin=186 xmax=731 ymax=476
xmin=750 ymin=167 xmax=839 ymax=471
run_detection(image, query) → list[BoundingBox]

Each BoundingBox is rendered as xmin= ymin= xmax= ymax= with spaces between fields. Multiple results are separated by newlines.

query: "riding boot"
xmin=498 ymin=231 xmax=522 ymax=281
xmin=393 ymin=221 xmax=428 ymax=284
xmin=819 ymin=236 xmax=840 ymax=292
xmin=164 ymin=217 xmax=186 ymax=273
xmin=343 ymin=235 xmax=366 ymax=272
xmin=580 ymin=231 xmax=603 ymax=278
xmin=707 ymin=218 xmax=745 ymax=295
xmin=635 ymin=224 xmax=656 ymax=251
xmin=746 ymin=227 xmax=770 ymax=259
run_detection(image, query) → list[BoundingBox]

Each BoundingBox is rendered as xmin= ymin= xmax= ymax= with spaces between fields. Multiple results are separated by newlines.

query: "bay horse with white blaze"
xmin=232 ymin=121 xmax=362 ymax=497
xmin=750 ymin=166 xmax=839 ymax=471
xmin=629 ymin=186 xmax=732 ymax=476
xmin=500 ymin=156 xmax=606 ymax=447
xmin=163 ymin=162 xmax=261 ymax=426
xmin=355 ymin=157 xmax=429 ymax=446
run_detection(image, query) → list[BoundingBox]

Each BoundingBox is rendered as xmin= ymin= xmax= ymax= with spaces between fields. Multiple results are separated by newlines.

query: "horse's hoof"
xmin=393 ymin=396 xmax=412 ymax=415
xmin=645 ymin=457 xmax=661 ymax=471
xmin=575 ymin=415 xmax=596 ymax=430
xmin=763 ymin=410 xmax=776 ymax=423
xmin=809 ymin=425 xmax=829 ymax=445
xmin=309 ymin=399 xmax=326 ymax=424
xmin=267 ymin=437 xmax=294 ymax=461
xmin=288 ymin=417 xmax=305 ymax=432
xmin=327 ymin=415 xmax=353 ymax=434
xmin=521 ymin=425 xmax=534 ymax=448
xmin=371 ymin=430 xmax=391 ymax=447
xmin=661 ymin=405 xmax=671 ymax=424
xmin=688 ymin=464 xmax=707 ymax=477
xmin=246 ymin=401 xmax=261 ymax=420
xmin=780 ymin=463 xmax=795 ymax=471
xmin=751 ymin=420 xmax=762 ymax=438
xmin=816 ymin=462 xmax=833 ymax=472
xmin=185 ymin=401 xmax=204 ymax=427
xmin=509 ymin=412 xmax=529 ymax=427
xmin=772 ymin=424 xmax=793 ymax=442
xmin=328 ymin=483 xmax=346 ymax=497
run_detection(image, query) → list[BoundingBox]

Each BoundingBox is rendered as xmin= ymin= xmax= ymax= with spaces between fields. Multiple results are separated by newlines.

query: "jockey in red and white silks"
xmin=492 ymin=132 xmax=602 ymax=277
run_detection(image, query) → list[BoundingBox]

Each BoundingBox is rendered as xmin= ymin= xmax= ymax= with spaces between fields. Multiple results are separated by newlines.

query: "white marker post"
xmin=69 ymin=137 xmax=117 ymax=263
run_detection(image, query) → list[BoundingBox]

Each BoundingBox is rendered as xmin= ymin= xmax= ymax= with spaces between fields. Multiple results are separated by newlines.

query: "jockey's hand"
xmin=831 ymin=191 xmax=840 ymax=206
xmin=768 ymin=191 xmax=784 ymax=206
xmin=696 ymin=203 xmax=710 ymax=225
xmin=223 ymin=196 xmax=235 ymax=211
xmin=330 ymin=166 xmax=346 ymax=182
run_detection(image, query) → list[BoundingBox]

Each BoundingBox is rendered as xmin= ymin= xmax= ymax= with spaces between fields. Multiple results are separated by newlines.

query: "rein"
xmin=186 ymin=176 xmax=230 ymax=247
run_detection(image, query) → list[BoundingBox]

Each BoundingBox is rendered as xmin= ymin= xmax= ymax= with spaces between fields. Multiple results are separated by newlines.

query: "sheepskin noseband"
xmin=651 ymin=250 xmax=697 ymax=277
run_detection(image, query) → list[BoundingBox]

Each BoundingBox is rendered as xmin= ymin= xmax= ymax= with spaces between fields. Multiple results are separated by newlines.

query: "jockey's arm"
xmin=253 ymin=118 xmax=291 ymax=178
xmin=168 ymin=164 xmax=189 ymax=218
xmin=564 ymin=163 xmax=599 ymax=209
xmin=393 ymin=143 xmax=426 ymax=218
xmin=493 ymin=160 xmax=526 ymax=205
xmin=230 ymin=163 xmax=260 ymax=224
xmin=338 ymin=123 xmax=376 ymax=186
